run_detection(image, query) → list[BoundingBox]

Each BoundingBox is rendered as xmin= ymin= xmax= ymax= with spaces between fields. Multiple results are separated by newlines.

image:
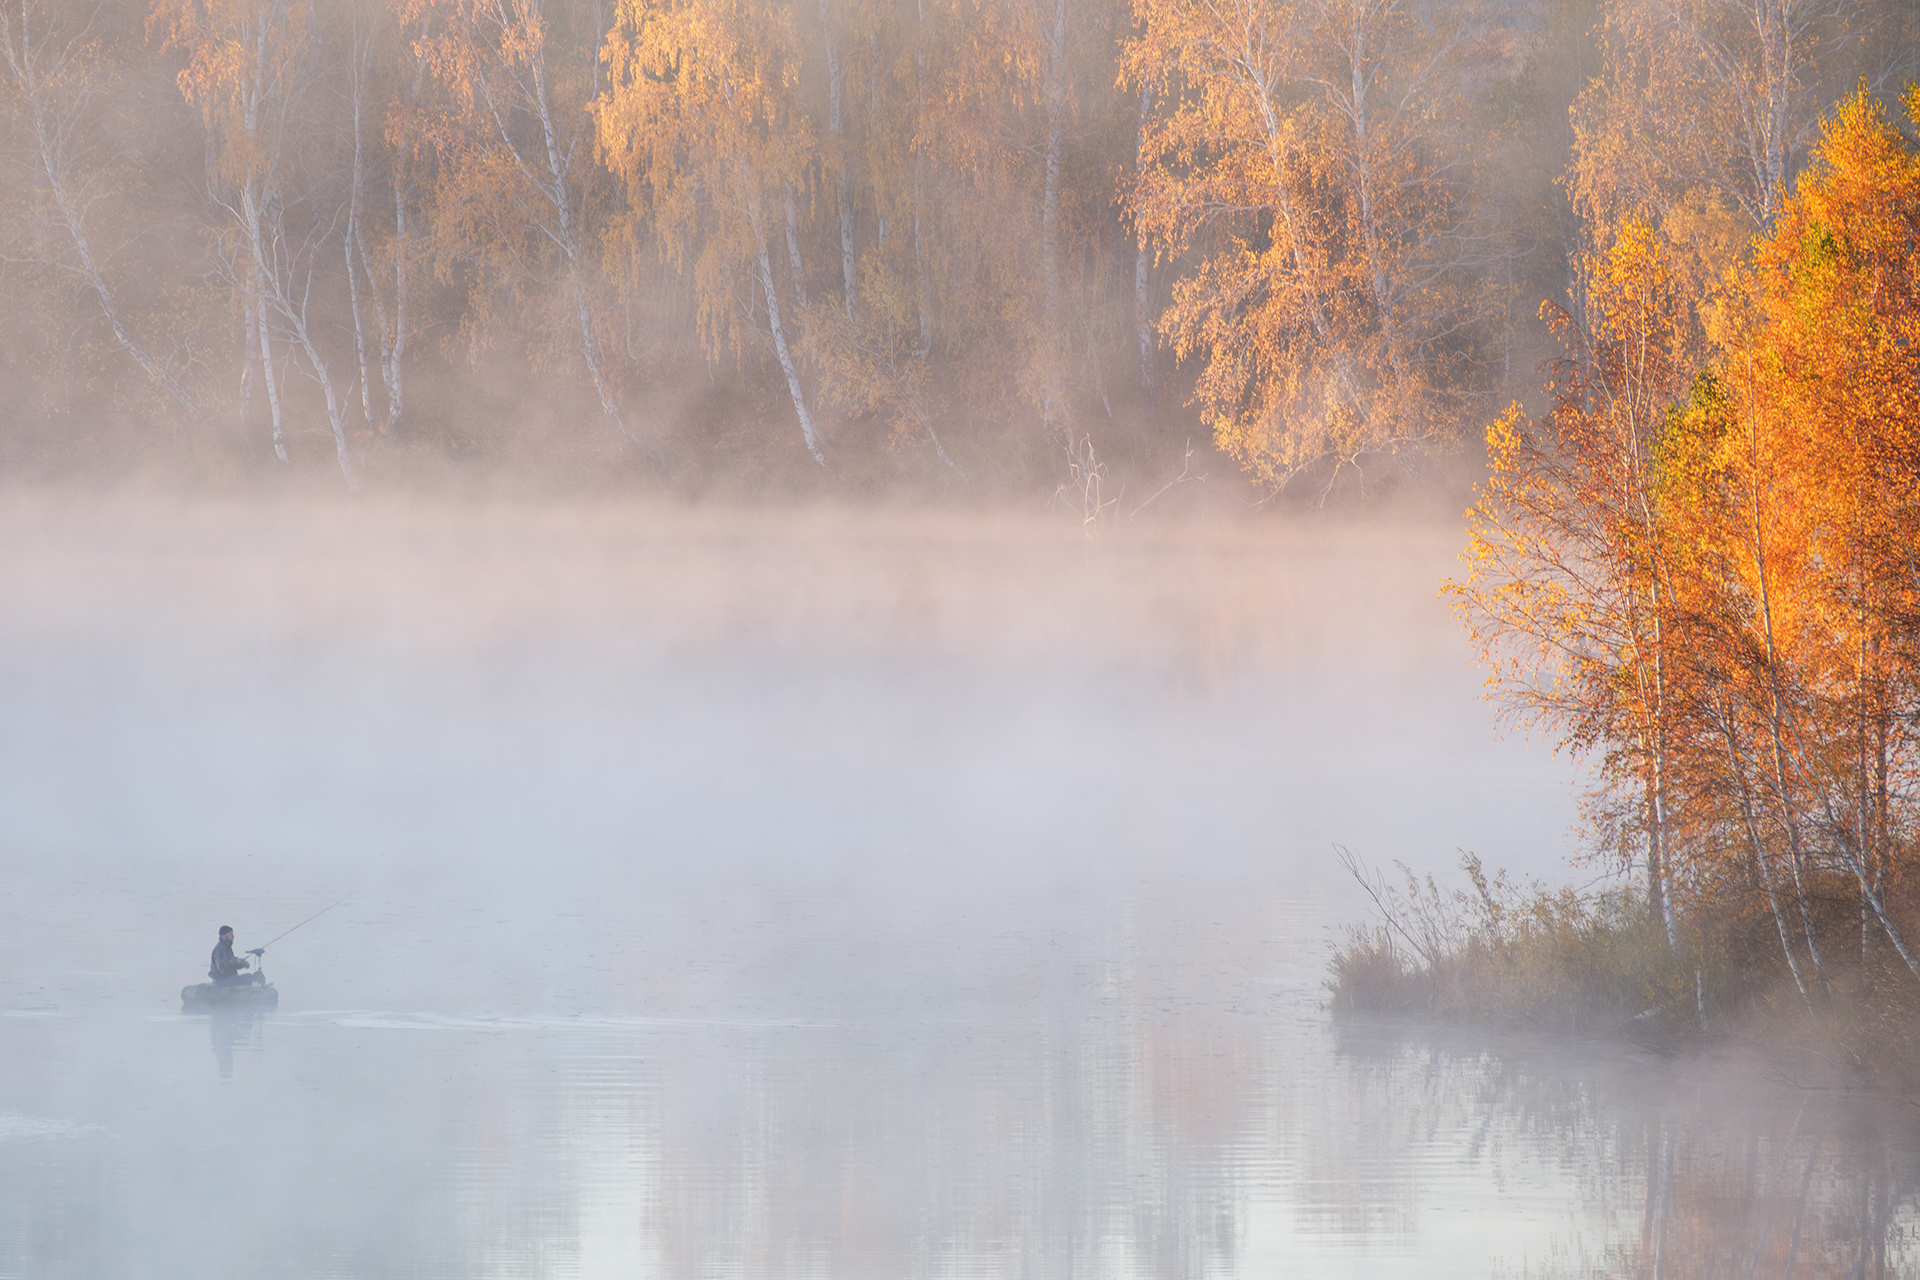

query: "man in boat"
xmin=208 ymin=926 xmax=260 ymax=986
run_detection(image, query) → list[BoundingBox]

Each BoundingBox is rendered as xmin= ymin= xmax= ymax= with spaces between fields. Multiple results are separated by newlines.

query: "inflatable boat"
xmin=180 ymin=979 xmax=278 ymax=1010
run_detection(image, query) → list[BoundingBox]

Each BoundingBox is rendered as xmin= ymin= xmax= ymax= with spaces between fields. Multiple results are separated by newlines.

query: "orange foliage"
xmin=1457 ymin=86 xmax=1920 ymax=995
xmin=1127 ymin=0 xmax=1498 ymax=495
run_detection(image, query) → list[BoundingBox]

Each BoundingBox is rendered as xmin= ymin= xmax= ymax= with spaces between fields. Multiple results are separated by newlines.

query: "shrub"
xmin=1327 ymin=848 xmax=1695 ymax=1034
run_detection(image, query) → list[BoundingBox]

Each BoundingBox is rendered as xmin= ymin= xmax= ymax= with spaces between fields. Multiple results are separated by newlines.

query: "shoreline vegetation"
xmin=1334 ymin=88 xmax=1920 ymax=1092
xmin=1327 ymin=849 xmax=1920 ymax=1091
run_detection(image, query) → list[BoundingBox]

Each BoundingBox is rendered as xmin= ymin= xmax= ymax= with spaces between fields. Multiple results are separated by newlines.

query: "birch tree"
xmin=597 ymin=0 xmax=829 ymax=466
xmin=154 ymin=0 xmax=360 ymax=487
xmin=1456 ymin=90 xmax=1920 ymax=987
xmin=408 ymin=0 xmax=663 ymax=462
xmin=363 ymin=5 xmax=438 ymax=439
xmin=786 ymin=0 xmax=972 ymax=471
xmin=341 ymin=0 xmax=421 ymax=438
xmin=1129 ymin=0 xmax=1499 ymax=495
xmin=1567 ymin=0 xmax=1877 ymax=239
xmin=1448 ymin=221 xmax=1701 ymax=947
xmin=1560 ymin=0 xmax=1898 ymax=371
xmin=1671 ymin=90 xmax=1920 ymax=987
xmin=2 ymin=0 xmax=200 ymax=415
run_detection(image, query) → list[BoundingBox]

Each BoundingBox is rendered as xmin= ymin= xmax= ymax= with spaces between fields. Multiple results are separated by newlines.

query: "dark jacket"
xmin=209 ymin=937 xmax=247 ymax=980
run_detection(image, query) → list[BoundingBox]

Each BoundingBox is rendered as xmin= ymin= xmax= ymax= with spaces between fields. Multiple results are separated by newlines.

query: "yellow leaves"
xmin=1468 ymin=80 xmax=1920 ymax=940
xmin=494 ymin=0 xmax=546 ymax=70
xmin=1596 ymin=215 xmax=1669 ymax=329
xmin=154 ymin=0 xmax=310 ymax=122
xmin=1128 ymin=0 xmax=1491 ymax=494
xmin=599 ymin=0 xmax=808 ymax=207
xmin=597 ymin=0 xmax=813 ymax=362
xmin=600 ymin=0 xmax=803 ymax=150
xmin=1741 ymin=89 xmax=1920 ymax=479
xmin=1481 ymin=400 xmax=1529 ymax=478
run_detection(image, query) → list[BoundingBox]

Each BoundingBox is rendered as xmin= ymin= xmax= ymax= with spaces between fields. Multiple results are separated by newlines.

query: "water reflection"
xmin=1331 ymin=1019 xmax=1920 ymax=1278
xmin=1610 ymin=1098 xmax=1920 ymax=1278
xmin=196 ymin=1009 xmax=266 ymax=1080
xmin=10 ymin=947 xmax=1920 ymax=1276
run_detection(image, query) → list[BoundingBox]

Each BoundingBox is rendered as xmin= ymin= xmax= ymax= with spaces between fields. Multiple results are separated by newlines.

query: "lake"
xmin=2 ymin=493 xmax=1913 ymax=1278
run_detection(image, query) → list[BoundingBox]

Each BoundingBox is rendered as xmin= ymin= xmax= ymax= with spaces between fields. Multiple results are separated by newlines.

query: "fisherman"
xmin=208 ymin=926 xmax=258 ymax=986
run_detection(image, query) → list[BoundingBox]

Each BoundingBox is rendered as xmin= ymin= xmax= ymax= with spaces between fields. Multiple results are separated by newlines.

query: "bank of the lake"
xmin=1328 ymin=853 xmax=1920 ymax=1093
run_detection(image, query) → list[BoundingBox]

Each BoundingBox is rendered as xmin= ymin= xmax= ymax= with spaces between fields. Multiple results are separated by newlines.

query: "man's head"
xmin=219 ymin=926 xmax=233 ymax=940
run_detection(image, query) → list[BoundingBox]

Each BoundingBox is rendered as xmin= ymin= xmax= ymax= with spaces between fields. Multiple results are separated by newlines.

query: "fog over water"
xmin=3 ymin=493 xmax=1915 ymax=1278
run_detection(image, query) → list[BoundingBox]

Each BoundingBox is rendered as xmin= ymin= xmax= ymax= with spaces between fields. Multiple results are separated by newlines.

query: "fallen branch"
xmin=1131 ymin=439 xmax=1206 ymax=519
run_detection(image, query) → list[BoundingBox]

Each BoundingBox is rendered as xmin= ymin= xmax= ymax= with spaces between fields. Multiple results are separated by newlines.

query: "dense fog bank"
xmin=0 ymin=491 xmax=1580 ymax=1018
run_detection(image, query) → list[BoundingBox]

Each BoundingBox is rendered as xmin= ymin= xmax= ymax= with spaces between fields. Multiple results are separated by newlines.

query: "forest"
xmin=10 ymin=0 xmax=1920 ymax=1029
xmin=0 ymin=0 xmax=1904 ymax=499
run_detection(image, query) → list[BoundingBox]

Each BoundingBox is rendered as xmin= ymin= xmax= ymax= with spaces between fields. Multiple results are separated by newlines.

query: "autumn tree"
xmin=154 ymin=0 xmax=367 ymax=486
xmin=1568 ymin=0 xmax=1864 ymax=237
xmin=1457 ymin=86 xmax=1920 ymax=993
xmin=964 ymin=0 xmax=1111 ymax=465
xmin=406 ymin=0 xmax=664 ymax=462
xmin=786 ymin=0 xmax=971 ymax=472
xmin=1665 ymin=89 xmax=1920 ymax=987
xmin=338 ymin=0 xmax=428 ymax=440
xmin=1656 ymin=372 xmax=1832 ymax=998
xmin=1 ymin=0 xmax=201 ymax=416
xmin=911 ymin=0 xmax=1136 ymax=473
xmin=1561 ymin=0 xmax=1907 ymax=372
xmin=597 ymin=0 xmax=829 ymax=466
xmin=1449 ymin=218 xmax=1698 ymax=946
xmin=1128 ymin=0 xmax=1503 ymax=496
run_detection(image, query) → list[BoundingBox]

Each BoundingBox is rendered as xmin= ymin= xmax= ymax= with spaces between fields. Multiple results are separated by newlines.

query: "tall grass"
xmin=1329 ymin=849 xmax=1920 ymax=1079
xmin=1328 ymin=849 xmax=1713 ymax=1036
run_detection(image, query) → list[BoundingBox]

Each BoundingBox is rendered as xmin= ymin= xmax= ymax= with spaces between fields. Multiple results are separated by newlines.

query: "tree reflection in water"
xmin=1333 ymin=1017 xmax=1920 ymax=1278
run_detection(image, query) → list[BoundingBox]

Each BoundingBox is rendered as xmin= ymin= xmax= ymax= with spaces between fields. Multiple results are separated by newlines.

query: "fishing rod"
xmin=246 ymin=896 xmax=352 ymax=957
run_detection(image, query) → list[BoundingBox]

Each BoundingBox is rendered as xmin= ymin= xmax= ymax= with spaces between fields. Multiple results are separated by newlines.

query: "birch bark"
xmin=2 ymin=1 xmax=201 ymax=415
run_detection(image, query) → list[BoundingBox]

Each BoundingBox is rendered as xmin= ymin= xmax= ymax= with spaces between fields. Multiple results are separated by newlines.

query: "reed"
xmin=1328 ymin=851 xmax=1690 ymax=1032
xmin=1329 ymin=850 xmax=1920 ymax=1083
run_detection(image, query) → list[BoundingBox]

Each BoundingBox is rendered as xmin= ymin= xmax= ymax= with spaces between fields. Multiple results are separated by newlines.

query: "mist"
xmin=7 ymin=490 xmax=1915 ymax=1277
xmin=2 ymin=492 xmax=1575 ymax=1006
xmin=0 ymin=490 xmax=1592 ymax=1275
xmin=8 ymin=0 xmax=1920 ymax=1266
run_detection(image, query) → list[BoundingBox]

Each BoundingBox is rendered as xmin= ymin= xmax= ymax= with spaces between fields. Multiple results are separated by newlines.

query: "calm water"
xmin=2 ymin=495 xmax=1915 ymax=1278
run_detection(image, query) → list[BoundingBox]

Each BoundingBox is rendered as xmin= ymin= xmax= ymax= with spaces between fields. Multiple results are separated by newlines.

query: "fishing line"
xmin=249 ymin=895 xmax=353 ymax=955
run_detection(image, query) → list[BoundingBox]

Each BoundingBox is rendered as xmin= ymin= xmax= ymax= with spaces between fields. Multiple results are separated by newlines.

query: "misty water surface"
xmin=3 ymin=494 xmax=1915 ymax=1278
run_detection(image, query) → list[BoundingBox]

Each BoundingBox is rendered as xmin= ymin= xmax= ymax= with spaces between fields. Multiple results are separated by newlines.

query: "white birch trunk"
xmin=252 ymin=265 xmax=288 ymax=464
xmin=1753 ymin=511 xmax=1823 ymax=980
xmin=242 ymin=178 xmax=351 ymax=487
xmin=379 ymin=24 xmax=432 ymax=437
xmin=913 ymin=0 xmax=933 ymax=355
xmin=356 ymin=215 xmax=395 ymax=435
xmin=1717 ymin=711 xmax=1814 ymax=1007
xmin=512 ymin=28 xmax=657 ymax=462
xmin=3 ymin=7 xmax=200 ymax=416
xmin=747 ymin=181 xmax=827 ymax=467
xmin=385 ymin=166 xmax=408 ymax=436
xmin=240 ymin=295 xmax=255 ymax=433
xmin=296 ymin=329 xmax=358 ymax=492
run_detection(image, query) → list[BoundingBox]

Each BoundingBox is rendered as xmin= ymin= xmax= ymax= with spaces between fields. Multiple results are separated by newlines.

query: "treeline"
xmin=0 ymin=0 xmax=1911 ymax=491
xmin=1452 ymin=88 xmax=1920 ymax=1020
